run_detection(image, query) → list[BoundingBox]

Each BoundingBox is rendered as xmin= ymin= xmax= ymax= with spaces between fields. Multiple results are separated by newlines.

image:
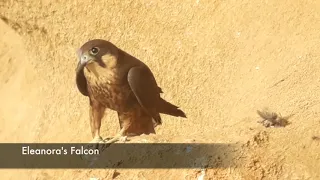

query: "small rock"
xmin=89 ymin=178 xmax=99 ymax=180
xmin=312 ymin=136 xmax=320 ymax=141
xmin=197 ymin=169 xmax=206 ymax=180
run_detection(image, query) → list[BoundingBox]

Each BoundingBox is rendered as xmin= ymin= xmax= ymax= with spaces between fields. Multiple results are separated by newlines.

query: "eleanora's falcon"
xmin=75 ymin=39 xmax=186 ymax=145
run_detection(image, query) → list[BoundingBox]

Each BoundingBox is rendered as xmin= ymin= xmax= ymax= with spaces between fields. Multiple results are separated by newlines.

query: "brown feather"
xmin=76 ymin=39 xmax=186 ymax=138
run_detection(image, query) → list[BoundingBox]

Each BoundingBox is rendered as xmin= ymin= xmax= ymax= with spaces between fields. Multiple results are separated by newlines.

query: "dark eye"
xmin=89 ymin=47 xmax=100 ymax=55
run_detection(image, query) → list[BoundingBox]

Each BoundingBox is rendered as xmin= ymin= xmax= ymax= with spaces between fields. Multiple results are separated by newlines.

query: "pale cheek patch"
xmin=101 ymin=54 xmax=117 ymax=68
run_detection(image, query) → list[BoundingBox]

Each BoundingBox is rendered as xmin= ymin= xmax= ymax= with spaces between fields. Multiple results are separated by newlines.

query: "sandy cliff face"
xmin=0 ymin=0 xmax=319 ymax=179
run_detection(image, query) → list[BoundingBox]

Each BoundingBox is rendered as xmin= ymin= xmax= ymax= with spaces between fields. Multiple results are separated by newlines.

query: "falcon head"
xmin=75 ymin=39 xmax=119 ymax=96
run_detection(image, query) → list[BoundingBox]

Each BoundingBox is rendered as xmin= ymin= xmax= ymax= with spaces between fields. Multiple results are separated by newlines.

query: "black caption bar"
xmin=0 ymin=143 xmax=237 ymax=168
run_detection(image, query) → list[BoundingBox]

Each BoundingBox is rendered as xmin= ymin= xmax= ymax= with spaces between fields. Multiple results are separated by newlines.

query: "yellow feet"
xmin=89 ymin=136 xmax=105 ymax=144
xmin=84 ymin=136 xmax=107 ymax=155
xmin=104 ymin=135 xmax=128 ymax=144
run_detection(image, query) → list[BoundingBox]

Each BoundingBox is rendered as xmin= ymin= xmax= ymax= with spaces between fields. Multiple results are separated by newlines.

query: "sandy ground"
xmin=0 ymin=0 xmax=320 ymax=179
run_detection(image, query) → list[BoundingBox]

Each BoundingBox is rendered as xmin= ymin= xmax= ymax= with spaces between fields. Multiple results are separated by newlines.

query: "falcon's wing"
xmin=127 ymin=66 xmax=162 ymax=123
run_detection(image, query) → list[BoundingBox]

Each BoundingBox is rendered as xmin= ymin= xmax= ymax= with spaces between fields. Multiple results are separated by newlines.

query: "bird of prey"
xmin=75 ymin=39 xmax=186 ymax=144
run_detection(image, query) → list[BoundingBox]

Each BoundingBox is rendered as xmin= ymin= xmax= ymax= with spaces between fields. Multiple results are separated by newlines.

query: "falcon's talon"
xmin=89 ymin=136 xmax=104 ymax=144
xmin=105 ymin=137 xmax=120 ymax=144
xmin=85 ymin=136 xmax=106 ymax=150
xmin=103 ymin=137 xmax=113 ymax=141
xmin=119 ymin=136 xmax=127 ymax=142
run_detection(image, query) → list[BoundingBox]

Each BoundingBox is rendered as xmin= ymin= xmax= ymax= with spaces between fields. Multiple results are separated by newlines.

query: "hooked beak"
xmin=80 ymin=53 xmax=95 ymax=66
xmin=75 ymin=52 xmax=95 ymax=96
xmin=76 ymin=53 xmax=95 ymax=73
